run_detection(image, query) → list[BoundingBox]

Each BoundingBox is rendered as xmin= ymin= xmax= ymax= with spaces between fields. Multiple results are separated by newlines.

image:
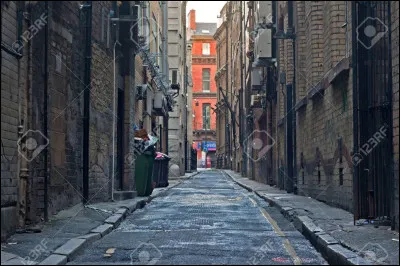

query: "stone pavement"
xmin=0 ymin=172 xmax=198 ymax=265
xmin=70 ymin=170 xmax=326 ymax=265
xmin=224 ymin=170 xmax=400 ymax=265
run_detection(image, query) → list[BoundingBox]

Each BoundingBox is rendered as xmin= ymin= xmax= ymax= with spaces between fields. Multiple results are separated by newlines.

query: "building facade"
xmin=167 ymin=1 xmax=187 ymax=176
xmin=1 ymin=0 xmax=176 ymax=240
xmin=188 ymin=9 xmax=218 ymax=168
xmin=215 ymin=0 xmax=399 ymax=231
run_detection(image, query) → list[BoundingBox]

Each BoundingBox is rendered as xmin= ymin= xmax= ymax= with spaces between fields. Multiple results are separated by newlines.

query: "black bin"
xmin=152 ymin=153 xmax=171 ymax=188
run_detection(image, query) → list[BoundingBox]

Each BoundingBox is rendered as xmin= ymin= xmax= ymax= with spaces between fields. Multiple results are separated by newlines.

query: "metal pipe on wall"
xmin=18 ymin=0 xmax=29 ymax=227
xmin=82 ymin=1 xmax=92 ymax=204
xmin=288 ymin=0 xmax=297 ymax=194
xmin=351 ymin=1 xmax=359 ymax=224
xmin=43 ymin=0 xmax=49 ymax=221
xmin=162 ymin=1 xmax=168 ymax=155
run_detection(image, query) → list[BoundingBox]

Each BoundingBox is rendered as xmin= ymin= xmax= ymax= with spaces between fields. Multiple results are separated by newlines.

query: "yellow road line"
xmin=248 ymin=197 xmax=257 ymax=207
xmin=252 ymin=197 xmax=302 ymax=265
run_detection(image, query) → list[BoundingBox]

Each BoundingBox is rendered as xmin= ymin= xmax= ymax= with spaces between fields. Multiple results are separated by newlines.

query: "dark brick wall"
xmin=274 ymin=1 xmax=353 ymax=212
xmin=1 ymin=0 xmax=24 ymax=209
xmin=1 ymin=1 xmax=27 ymax=239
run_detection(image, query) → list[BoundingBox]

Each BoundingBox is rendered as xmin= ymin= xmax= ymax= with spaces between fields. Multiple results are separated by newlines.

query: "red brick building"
xmin=188 ymin=10 xmax=217 ymax=168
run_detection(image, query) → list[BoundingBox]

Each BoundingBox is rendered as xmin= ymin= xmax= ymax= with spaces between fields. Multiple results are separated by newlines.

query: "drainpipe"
xmin=162 ymin=1 xmax=168 ymax=80
xmin=162 ymin=1 xmax=168 ymax=154
xmin=112 ymin=40 xmax=121 ymax=201
xmin=43 ymin=1 xmax=49 ymax=221
xmin=287 ymin=0 xmax=297 ymax=194
xmin=225 ymin=5 xmax=229 ymax=169
xmin=82 ymin=1 xmax=92 ymax=204
xmin=351 ymin=1 xmax=359 ymax=225
xmin=239 ymin=1 xmax=244 ymax=175
xmin=18 ymin=1 xmax=28 ymax=228
xmin=182 ymin=1 xmax=188 ymax=172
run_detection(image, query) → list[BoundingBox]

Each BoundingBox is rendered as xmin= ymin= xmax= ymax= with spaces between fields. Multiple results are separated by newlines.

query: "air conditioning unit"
xmin=250 ymin=94 xmax=262 ymax=108
xmin=153 ymin=91 xmax=168 ymax=116
xmin=257 ymin=1 xmax=273 ymax=24
xmin=254 ymin=28 xmax=272 ymax=60
xmin=251 ymin=67 xmax=262 ymax=90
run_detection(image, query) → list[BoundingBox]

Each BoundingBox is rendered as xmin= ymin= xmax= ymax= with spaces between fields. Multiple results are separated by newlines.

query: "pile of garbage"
xmin=133 ymin=128 xmax=159 ymax=155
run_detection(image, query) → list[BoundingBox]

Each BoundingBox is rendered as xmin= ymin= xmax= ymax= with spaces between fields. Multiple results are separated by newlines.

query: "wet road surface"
xmin=70 ymin=170 xmax=327 ymax=265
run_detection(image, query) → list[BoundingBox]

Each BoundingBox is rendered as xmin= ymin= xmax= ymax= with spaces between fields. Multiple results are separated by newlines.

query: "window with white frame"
xmin=202 ymin=68 xmax=210 ymax=92
xmin=202 ymin=43 xmax=210 ymax=55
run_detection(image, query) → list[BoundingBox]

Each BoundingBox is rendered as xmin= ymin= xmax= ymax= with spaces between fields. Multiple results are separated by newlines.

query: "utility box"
xmin=251 ymin=67 xmax=262 ymax=90
xmin=255 ymin=29 xmax=272 ymax=60
xmin=153 ymin=91 xmax=167 ymax=116
xmin=256 ymin=1 xmax=273 ymax=24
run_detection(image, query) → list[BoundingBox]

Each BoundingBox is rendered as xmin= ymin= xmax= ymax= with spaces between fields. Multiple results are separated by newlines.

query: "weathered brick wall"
xmin=391 ymin=0 xmax=399 ymax=231
xmin=215 ymin=23 xmax=227 ymax=161
xmin=1 ymin=0 xmax=24 ymax=209
xmin=274 ymin=1 xmax=353 ymax=211
xmin=45 ymin=1 xmax=85 ymax=215
xmin=88 ymin=1 xmax=115 ymax=201
xmin=294 ymin=1 xmax=353 ymax=211
xmin=1 ymin=1 xmax=27 ymax=239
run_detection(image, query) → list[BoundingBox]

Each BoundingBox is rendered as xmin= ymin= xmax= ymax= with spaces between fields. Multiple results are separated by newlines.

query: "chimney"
xmin=189 ymin=9 xmax=196 ymax=31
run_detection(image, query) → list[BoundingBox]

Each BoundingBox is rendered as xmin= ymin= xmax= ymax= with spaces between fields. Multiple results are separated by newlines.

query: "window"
xmin=202 ymin=43 xmax=210 ymax=55
xmin=135 ymin=5 xmax=143 ymax=37
xmin=171 ymin=70 xmax=178 ymax=84
xmin=202 ymin=103 xmax=211 ymax=130
xmin=152 ymin=14 xmax=157 ymax=53
xmin=101 ymin=7 xmax=109 ymax=46
xmin=202 ymin=68 xmax=210 ymax=92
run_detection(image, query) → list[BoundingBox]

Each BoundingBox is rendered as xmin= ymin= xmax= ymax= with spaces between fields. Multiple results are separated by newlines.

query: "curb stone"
xmin=223 ymin=170 xmax=377 ymax=266
xmin=30 ymin=171 xmax=199 ymax=265
xmin=38 ymin=254 xmax=68 ymax=265
xmin=53 ymin=238 xmax=86 ymax=261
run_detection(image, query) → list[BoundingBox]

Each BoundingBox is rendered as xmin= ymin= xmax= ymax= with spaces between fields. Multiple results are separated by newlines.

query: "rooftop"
xmin=194 ymin=22 xmax=217 ymax=35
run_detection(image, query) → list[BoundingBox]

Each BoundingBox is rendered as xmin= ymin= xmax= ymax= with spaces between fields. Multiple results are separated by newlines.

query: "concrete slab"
xmin=104 ymin=214 xmax=123 ymax=228
xmin=326 ymin=244 xmax=357 ymax=265
xmin=38 ymin=254 xmax=67 ymax=265
xmin=77 ymin=233 xmax=101 ymax=243
xmin=53 ymin=238 xmax=86 ymax=261
xmin=2 ymin=257 xmax=34 ymax=265
xmin=90 ymin=224 xmax=113 ymax=237
xmin=1 ymin=251 xmax=18 ymax=262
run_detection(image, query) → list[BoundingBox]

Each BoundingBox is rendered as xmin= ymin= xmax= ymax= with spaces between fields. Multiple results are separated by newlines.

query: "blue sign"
xmin=202 ymin=141 xmax=216 ymax=151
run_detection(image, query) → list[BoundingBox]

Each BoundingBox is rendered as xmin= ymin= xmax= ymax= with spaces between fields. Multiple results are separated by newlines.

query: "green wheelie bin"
xmin=134 ymin=149 xmax=156 ymax=197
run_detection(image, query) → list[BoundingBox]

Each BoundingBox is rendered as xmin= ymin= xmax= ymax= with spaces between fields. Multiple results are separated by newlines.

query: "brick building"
xmin=188 ymin=9 xmax=218 ymax=168
xmin=1 ymin=0 xmax=175 ymax=240
xmin=215 ymin=1 xmax=399 ymax=231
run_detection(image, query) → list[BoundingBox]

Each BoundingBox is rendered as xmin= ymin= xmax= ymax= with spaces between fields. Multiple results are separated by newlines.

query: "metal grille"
xmin=353 ymin=1 xmax=393 ymax=225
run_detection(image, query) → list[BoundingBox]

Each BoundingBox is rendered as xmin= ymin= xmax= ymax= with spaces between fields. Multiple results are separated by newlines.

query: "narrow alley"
xmin=1 ymin=1 xmax=399 ymax=265
xmin=70 ymin=170 xmax=326 ymax=265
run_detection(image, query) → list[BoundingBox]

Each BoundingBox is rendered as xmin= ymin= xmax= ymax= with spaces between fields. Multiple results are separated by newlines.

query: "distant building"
xmin=187 ymin=9 xmax=217 ymax=168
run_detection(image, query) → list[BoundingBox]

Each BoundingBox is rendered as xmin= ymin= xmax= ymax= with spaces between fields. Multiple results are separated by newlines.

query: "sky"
xmin=186 ymin=1 xmax=226 ymax=23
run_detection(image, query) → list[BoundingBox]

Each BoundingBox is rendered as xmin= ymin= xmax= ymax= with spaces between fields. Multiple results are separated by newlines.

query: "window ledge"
xmin=328 ymin=57 xmax=350 ymax=84
xmin=295 ymin=96 xmax=308 ymax=111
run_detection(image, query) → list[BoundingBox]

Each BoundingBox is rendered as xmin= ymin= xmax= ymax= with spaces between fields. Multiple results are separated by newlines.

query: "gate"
xmin=352 ymin=1 xmax=394 ymax=225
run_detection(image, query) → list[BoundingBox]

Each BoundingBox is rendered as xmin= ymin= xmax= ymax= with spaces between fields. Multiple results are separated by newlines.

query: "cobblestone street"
xmin=71 ymin=171 xmax=326 ymax=265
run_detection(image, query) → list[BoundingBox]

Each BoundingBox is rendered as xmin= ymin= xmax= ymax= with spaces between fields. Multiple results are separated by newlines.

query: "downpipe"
xmin=82 ymin=1 xmax=92 ymax=204
xmin=112 ymin=40 xmax=121 ymax=201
